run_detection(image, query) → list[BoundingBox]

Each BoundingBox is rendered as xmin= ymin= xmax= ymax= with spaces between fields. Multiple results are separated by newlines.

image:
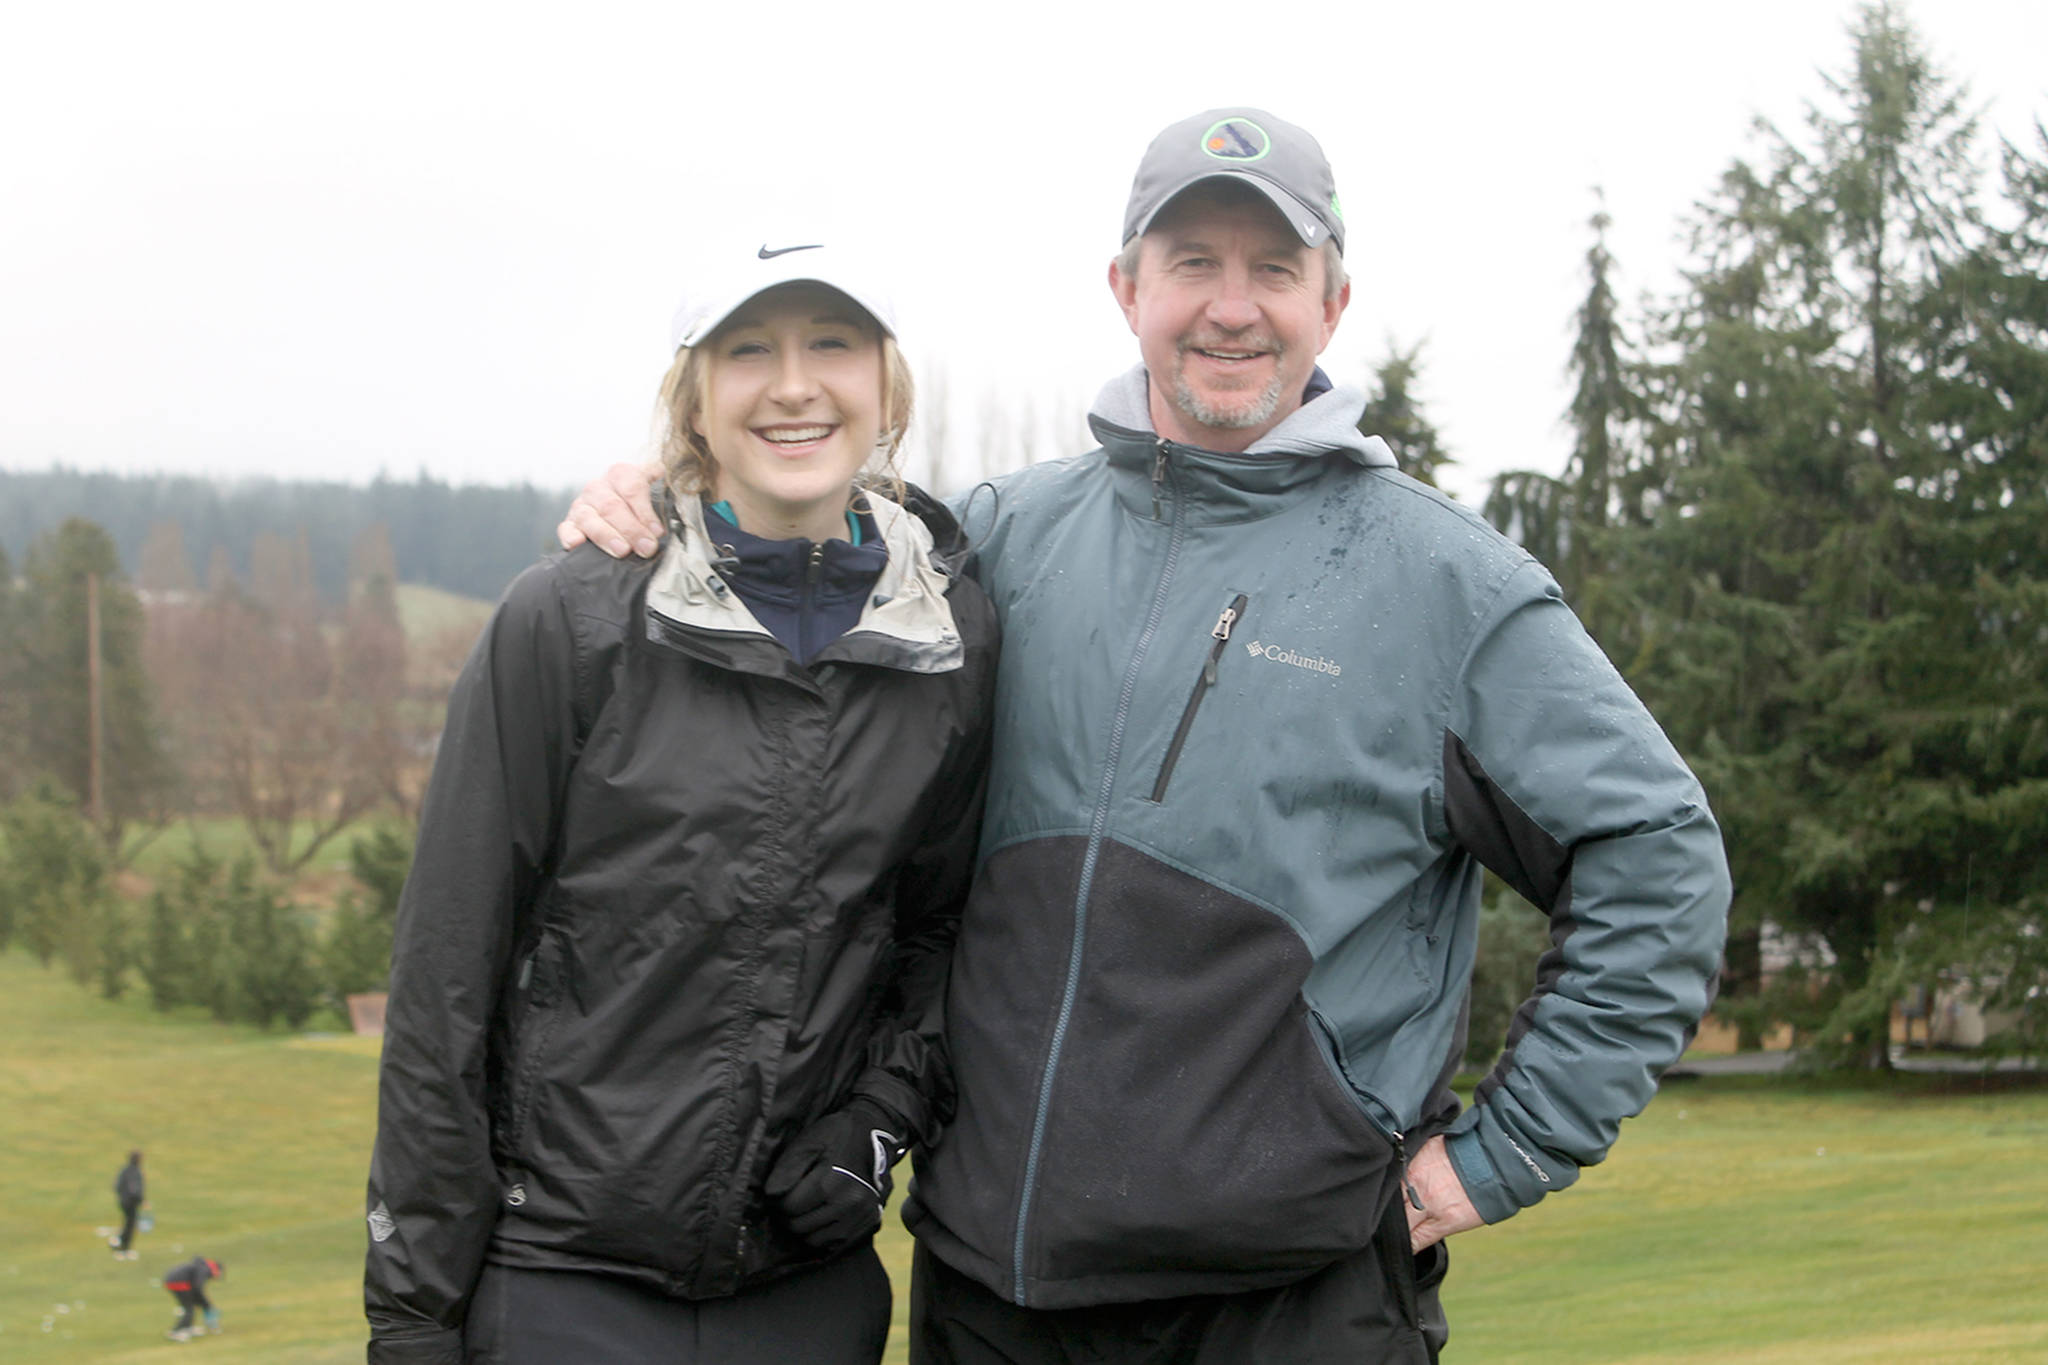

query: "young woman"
xmin=364 ymin=244 xmax=996 ymax=1365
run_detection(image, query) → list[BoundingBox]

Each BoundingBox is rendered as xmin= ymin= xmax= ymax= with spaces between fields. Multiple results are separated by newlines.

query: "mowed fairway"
xmin=0 ymin=948 xmax=386 ymax=1362
xmin=4 ymin=947 xmax=2044 ymax=1363
xmin=1443 ymin=1069 xmax=2048 ymax=1363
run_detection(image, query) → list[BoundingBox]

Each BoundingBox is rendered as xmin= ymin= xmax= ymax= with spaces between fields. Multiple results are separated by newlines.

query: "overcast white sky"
xmin=3 ymin=0 xmax=2043 ymax=505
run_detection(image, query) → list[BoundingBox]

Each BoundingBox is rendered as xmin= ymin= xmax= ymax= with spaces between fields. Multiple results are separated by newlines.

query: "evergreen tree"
xmin=91 ymin=895 xmax=133 ymax=1000
xmin=0 ymin=545 xmax=25 ymax=804
xmin=1484 ymin=196 xmax=1650 ymax=613
xmin=142 ymin=885 xmax=190 ymax=1011
xmin=12 ymin=519 xmax=169 ymax=846
xmin=1357 ymin=341 xmax=1454 ymax=488
xmin=322 ymin=824 xmax=412 ymax=1005
xmin=139 ymin=844 xmax=222 ymax=1012
xmin=185 ymin=865 xmax=233 ymax=1022
xmin=347 ymin=824 xmax=414 ymax=918
xmin=0 ymin=785 xmax=109 ymax=970
xmin=218 ymin=858 xmax=320 ymax=1029
xmin=1622 ymin=3 xmax=2043 ymax=1065
xmin=1901 ymin=118 xmax=2048 ymax=1058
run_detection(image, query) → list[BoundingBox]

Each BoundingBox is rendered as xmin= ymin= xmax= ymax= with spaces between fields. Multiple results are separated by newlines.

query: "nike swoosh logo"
xmin=757 ymin=243 xmax=823 ymax=259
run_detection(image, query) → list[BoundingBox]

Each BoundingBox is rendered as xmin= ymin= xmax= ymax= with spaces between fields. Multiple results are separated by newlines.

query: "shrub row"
xmin=0 ymin=789 xmax=408 ymax=1030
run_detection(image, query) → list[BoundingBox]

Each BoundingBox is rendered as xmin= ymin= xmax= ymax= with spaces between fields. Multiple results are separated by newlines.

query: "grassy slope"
xmin=1444 ymin=1072 xmax=2048 ymax=1362
xmin=0 ymin=950 xmax=379 ymax=1361
xmin=391 ymin=582 xmax=494 ymax=645
xmin=120 ymin=817 xmax=377 ymax=884
xmin=3 ymin=948 xmax=2043 ymax=1362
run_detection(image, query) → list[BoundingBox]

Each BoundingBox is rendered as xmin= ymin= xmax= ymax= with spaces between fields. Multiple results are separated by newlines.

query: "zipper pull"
xmin=1203 ymin=598 xmax=1247 ymax=685
xmin=1203 ymin=604 xmax=1238 ymax=686
xmin=1151 ymin=441 xmax=1169 ymax=521
xmin=807 ymin=542 xmax=825 ymax=587
xmin=1392 ymin=1130 xmax=1425 ymax=1213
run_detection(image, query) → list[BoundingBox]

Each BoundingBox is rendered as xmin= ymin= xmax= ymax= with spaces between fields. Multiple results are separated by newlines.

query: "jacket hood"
xmin=1087 ymin=364 xmax=1397 ymax=469
xmin=1084 ymin=365 xmax=1396 ymax=526
xmin=895 ymin=481 xmax=974 ymax=567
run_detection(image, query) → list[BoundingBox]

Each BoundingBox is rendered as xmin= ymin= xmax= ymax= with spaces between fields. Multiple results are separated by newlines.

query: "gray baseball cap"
xmin=669 ymin=241 xmax=897 ymax=350
xmin=1122 ymin=108 xmax=1345 ymax=254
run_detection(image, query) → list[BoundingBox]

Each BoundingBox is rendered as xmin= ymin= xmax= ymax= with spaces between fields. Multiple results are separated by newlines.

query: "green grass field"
xmin=118 ymin=817 xmax=382 ymax=888
xmin=392 ymin=583 xmax=494 ymax=646
xmin=3 ymin=947 xmax=2043 ymax=1362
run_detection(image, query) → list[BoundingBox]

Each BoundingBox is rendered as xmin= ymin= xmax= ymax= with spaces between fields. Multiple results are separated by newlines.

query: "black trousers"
xmin=170 ymin=1288 xmax=211 ymax=1331
xmin=115 ymin=1202 xmax=140 ymax=1252
xmin=911 ymin=1202 xmax=1448 ymax=1365
xmin=462 ymin=1246 xmax=892 ymax=1365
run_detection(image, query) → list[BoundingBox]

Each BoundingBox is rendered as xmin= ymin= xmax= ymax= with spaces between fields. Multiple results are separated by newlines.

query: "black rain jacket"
xmin=115 ymin=1158 xmax=145 ymax=1210
xmin=364 ymin=486 xmax=997 ymax=1364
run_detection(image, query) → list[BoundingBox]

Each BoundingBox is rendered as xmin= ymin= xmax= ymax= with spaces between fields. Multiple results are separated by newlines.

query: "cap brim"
xmin=1127 ymin=171 xmax=1329 ymax=251
xmin=671 ymin=257 xmax=896 ymax=350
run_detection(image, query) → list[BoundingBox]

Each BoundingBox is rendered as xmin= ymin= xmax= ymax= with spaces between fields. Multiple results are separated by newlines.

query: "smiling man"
xmin=561 ymin=108 xmax=1730 ymax=1364
xmin=1110 ymin=177 xmax=1345 ymax=447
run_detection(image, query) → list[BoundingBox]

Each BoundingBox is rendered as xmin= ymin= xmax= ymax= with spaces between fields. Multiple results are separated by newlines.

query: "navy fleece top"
xmin=703 ymin=501 xmax=887 ymax=665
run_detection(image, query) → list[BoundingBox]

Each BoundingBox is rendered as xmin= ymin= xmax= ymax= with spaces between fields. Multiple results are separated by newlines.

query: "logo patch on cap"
xmin=1201 ymin=117 xmax=1270 ymax=162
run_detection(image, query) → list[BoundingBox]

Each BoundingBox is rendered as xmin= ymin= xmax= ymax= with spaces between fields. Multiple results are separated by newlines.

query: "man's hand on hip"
xmin=556 ymin=460 xmax=664 ymax=558
xmin=1405 ymin=1135 xmax=1483 ymax=1252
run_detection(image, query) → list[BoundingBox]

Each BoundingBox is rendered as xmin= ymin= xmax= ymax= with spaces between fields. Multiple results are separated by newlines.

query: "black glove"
xmin=762 ymin=1098 xmax=908 ymax=1252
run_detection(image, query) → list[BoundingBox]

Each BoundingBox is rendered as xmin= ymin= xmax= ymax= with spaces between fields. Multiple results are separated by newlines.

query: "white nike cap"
xmin=668 ymin=241 xmax=898 ymax=350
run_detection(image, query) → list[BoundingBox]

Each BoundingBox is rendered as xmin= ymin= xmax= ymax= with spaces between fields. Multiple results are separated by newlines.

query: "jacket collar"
xmin=702 ymin=502 xmax=886 ymax=611
xmin=644 ymin=487 xmax=967 ymax=676
xmin=1087 ymin=364 xmax=1397 ymax=526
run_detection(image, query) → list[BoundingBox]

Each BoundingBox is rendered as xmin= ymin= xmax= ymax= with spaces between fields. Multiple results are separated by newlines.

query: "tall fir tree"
xmin=1484 ymin=195 xmax=1653 ymax=626
xmin=13 ymin=519 xmax=168 ymax=846
xmin=0 ymin=545 xmax=26 ymax=804
xmin=1621 ymin=3 xmax=2044 ymax=1065
xmin=1357 ymin=341 xmax=1454 ymax=488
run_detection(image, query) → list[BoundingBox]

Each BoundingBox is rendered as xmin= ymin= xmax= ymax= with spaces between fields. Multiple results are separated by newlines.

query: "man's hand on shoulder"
xmin=557 ymin=460 xmax=665 ymax=559
xmin=1405 ymin=1135 xmax=1483 ymax=1253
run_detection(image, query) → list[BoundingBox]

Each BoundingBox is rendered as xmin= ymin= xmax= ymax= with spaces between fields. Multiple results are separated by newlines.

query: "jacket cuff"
xmin=1442 ymin=1127 xmax=1517 ymax=1226
xmin=367 ymin=1328 xmax=466 ymax=1365
xmin=1445 ymin=1104 xmax=1580 ymax=1225
xmin=849 ymin=1072 xmax=924 ymax=1146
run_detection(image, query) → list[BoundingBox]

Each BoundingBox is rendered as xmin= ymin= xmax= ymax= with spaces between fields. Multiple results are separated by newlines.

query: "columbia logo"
xmin=1244 ymin=640 xmax=1342 ymax=678
xmin=367 ymin=1202 xmax=396 ymax=1243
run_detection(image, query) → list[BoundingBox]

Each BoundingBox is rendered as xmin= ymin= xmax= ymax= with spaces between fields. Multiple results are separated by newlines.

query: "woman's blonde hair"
xmin=655 ymin=308 xmax=915 ymax=505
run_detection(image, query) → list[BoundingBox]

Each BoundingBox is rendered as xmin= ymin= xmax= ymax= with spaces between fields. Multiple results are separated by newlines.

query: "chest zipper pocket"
xmin=1147 ymin=593 xmax=1249 ymax=803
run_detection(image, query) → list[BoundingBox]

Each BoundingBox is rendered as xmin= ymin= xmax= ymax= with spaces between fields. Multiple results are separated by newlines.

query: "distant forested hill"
xmin=0 ymin=467 xmax=574 ymax=600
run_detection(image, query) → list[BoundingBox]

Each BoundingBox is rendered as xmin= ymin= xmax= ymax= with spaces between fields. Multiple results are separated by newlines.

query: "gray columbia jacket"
xmin=903 ymin=367 xmax=1731 ymax=1311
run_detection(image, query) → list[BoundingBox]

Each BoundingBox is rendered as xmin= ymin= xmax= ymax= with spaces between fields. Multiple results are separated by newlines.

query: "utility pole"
xmin=87 ymin=570 xmax=104 ymax=829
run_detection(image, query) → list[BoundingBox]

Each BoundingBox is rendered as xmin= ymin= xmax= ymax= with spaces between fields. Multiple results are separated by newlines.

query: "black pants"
xmin=170 ymin=1288 xmax=211 ymax=1331
xmin=115 ymin=1202 xmax=140 ymax=1252
xmin=462 ymin=1246 xmax=892 ymax=1365
xmin=911 ymin=1204 xmax=1448 ymax=1365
